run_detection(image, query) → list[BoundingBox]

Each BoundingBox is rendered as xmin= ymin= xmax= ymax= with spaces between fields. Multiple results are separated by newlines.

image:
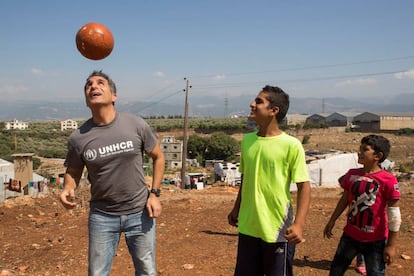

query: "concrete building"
xmin=160 ymin=136 xmax=183 ymax=169
xmin=5 ymin=119 xmax=29 ymax=130
xmin=60 ymin=119 xmax=78 ymax=131
xmin=353 ymin=112 xmax=414 ymax=132
xmin=286 ymin=114 xmax=308 ymax=125
xmin=1 ymin=155 xmax=46 ymax=202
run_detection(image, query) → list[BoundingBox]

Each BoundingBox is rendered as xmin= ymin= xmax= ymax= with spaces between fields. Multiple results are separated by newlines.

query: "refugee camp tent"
xmin=290 ymin=152 xmax=361 ymax=191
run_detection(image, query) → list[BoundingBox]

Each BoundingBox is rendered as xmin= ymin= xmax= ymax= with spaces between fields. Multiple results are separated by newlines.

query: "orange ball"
xmin=76 ymin=22 xmax=114 ymax=60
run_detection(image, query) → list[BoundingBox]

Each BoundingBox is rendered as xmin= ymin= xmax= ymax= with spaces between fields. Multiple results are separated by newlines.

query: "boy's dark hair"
xmin=262 ymin=85 xmax=290 ymax=123
xmin=361 ymin=134 xmax=390 ymax=163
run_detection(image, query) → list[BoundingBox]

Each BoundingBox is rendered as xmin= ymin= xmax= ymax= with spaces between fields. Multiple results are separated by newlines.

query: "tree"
xmin=187 ymin=134 xmax=207 ymax=164
xmin=186 ymin=132 xmax=240 ymax=164
xmin=33 ymin=157 xmax=41 ymax=170
xmin=204 ymin=132 xmax=240 ymax=161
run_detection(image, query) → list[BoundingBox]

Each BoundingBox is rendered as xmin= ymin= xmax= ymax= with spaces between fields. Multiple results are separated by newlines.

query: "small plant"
xmin=398 ymin=162 xmax=414 ymax=173
xmin=398 ymin=128 xmax=414 ymax=136
xmin=400 ymin=224 xmax=412 ymax=233
xmin=302 ymin=135 xmax=311 ymax=145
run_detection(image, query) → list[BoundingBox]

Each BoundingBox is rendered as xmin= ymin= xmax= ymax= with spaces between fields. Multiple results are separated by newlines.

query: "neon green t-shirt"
xmin=238 ymin=131 xmax=309 ymax=243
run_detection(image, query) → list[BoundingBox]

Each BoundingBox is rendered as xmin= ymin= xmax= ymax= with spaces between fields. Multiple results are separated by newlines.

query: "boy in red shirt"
xmin=323 ymin=134 xmax=401 ymax=275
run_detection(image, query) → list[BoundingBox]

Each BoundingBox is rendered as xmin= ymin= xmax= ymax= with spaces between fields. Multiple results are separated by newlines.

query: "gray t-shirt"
xmin=65 ymin=112 xmax=158 ymax=215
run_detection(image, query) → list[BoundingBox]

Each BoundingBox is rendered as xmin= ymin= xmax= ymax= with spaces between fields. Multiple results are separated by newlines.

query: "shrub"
xmin=302 ymin=135 xmax=311 ymax=144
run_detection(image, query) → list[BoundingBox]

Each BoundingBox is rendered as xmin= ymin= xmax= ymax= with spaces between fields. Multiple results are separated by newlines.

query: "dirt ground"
xmin=1 ymin=131 xmax=414 ymax=276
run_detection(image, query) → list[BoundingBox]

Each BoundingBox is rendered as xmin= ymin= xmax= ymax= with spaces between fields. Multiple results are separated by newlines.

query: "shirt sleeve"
xmin=290 ymin=141 xmax=309 ymax=183
xmin=64 ymin=138 xmax=85 ymax=169
xmin=383 ymin=173 xmax=401 ymax=201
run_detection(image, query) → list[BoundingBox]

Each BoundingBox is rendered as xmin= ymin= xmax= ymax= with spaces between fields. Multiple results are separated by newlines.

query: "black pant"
xmin=235 ymin=233 xmax=295 ymax=276
xmin=330 ymin=234 xmax=386 ymax=276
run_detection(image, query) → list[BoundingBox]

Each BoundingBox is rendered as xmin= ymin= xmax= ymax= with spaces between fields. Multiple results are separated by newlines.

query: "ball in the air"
xmin=76 ymin=22 xmax=114 ymax=60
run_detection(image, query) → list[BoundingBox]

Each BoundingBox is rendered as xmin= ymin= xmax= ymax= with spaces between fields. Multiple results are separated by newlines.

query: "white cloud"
xmin=196 ymin=103 xmax=217 ymax=109
xmin=0 ymin=82 xmax=29 ymax=96
xmin=335 ymin=78 xmax=377 ymax=88
xmin=30 ymin=68 xmax=61 ymax=77
xmin=213 ymin=74 xmax=226 ymax=81
xmin=31 ymin=68 xmax=45 ymax=76
xmin=394 ymin=69 xmax=414 ymax=80
xmin=153 ymin=71 xmax=165 ymax=77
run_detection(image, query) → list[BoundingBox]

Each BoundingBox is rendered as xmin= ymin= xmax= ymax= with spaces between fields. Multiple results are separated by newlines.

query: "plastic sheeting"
xmin=291 ymin=152 xmax=361 ymax=191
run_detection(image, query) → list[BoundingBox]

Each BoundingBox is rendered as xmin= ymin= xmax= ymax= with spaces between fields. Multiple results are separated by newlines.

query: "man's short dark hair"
xmin=85 ymin=70 xmax=117 ymax=105
xmin=85 ymin=70 xmax=117 ymax=95
xmin=262 ymin=85 xmax=290 ymax=123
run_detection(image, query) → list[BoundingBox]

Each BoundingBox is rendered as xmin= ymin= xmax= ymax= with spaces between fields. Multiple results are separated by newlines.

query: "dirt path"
xmin=1 ymin=183 xmax=413 ymax=275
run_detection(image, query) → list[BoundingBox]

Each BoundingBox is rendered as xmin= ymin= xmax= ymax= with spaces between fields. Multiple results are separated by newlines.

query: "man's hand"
xmin=147 ymin=195 xmax=162 ymax=218
xmin=60 ymin=188 xmax=77 ymax=209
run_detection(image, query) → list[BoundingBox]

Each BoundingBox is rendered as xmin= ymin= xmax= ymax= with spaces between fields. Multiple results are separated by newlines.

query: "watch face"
xmin=151 ymin=189 xmax=160 ymax=197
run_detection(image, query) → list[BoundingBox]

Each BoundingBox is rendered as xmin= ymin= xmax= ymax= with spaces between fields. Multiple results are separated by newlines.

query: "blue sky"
xmin=1 ymin=0 xmax=414 ymax=105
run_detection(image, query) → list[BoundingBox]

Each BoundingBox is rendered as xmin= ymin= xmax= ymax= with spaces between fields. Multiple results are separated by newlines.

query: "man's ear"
xmin=112 ymin=92 xmax=118 ymax=103
xmin=271 ymin=106 xmax=279 ymax=115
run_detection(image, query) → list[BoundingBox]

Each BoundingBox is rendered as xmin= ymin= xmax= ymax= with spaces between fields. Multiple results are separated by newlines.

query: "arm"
xmin=384 ymin=199 xmax=400 ymax=265
xmin=228 ymin=175 xmax=243 ymax=227
xmin=285 ymin=181 xmax=311 ymax=244
xmin=146 ymin=142 xmax=165 ymax=218
xmin=323 ymin=190 xmax=349 ymax=239
xmin=60 ymin=167 xmax=83 ymax=209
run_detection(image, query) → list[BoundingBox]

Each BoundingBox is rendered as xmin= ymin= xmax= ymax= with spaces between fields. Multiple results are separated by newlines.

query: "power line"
xmin=134 ymin=55 xmax=413 ymax=111
xmin=134 ymin=68 xmax=410 ymax=112
xmin=191 ymin=69 xmax=411 ymax=90
xmin=190 ymin=55 xmax=414 ymax=79
xmin=136 ymin=90 xmax=183 ymax=113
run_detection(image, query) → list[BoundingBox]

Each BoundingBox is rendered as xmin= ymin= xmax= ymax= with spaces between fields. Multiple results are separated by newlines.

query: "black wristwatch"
xmin=150 ymin=189 xmax=161 ymax=197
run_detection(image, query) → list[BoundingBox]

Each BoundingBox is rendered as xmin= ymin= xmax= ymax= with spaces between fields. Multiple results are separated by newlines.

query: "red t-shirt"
xmin=341 ymin=168 xmax=400 ymax=242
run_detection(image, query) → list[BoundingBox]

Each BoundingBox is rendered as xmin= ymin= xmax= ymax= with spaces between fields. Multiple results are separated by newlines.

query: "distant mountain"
xmin=1 ymin=94 xmax=413 ymax=121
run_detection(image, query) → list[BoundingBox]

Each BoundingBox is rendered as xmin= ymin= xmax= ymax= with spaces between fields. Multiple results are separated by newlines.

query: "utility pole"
xmin=13 ymin=133 xmax=17 ymax=150
xmin=224 ymin=96 xmax=228 ymax=118
xmin=180 ymin=78 xmax=191 ymax=189
xmin=322 ymin=98 xmax=325 ymax=113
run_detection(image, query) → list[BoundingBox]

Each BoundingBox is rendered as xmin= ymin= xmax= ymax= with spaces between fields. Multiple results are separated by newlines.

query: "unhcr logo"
xmin=83 ymin=141 xmax=134 ymax=160
xmin=98 ymin=141 xmax=134 ymax=156
xmin=84 ymin=149 xmax=97 ymax=161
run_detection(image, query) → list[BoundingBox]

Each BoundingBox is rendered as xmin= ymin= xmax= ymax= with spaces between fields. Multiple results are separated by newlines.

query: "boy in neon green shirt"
xmin=228 ymin=85 xmax=311 ymax=276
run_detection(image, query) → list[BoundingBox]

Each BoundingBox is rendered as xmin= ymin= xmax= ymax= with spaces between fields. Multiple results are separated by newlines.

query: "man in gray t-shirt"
xmin=60 ymin=71 xmax=165 ymax=276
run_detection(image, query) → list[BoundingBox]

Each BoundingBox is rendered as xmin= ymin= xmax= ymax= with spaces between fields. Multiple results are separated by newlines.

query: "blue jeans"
xmin=88 ymin=209 xmax=156 ymax=276
xmin=330 ymin=234 xmax=386 ymax=276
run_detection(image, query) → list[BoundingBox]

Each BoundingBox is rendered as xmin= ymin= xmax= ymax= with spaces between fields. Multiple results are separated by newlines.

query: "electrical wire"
xmin=137 ymin=89 xmax=183 ymax=113
xmin=138 ymin=55 xmax=414 ymax=108
xmin=190 ymin=55 xmax=414 ymax=79
xmin=192 ymin=69 xmax=410 ymax=90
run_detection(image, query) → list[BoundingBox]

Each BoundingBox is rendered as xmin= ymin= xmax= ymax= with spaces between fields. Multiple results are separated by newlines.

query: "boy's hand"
xmin=384 ymin=245 xmax=396 ymax=265
xmin=285 ymin=223 xmax=305 ymax=244
xmin=323 ymin=220 xmax=335 ymax=239
xmin=227 ymin=209 xmax=238 ymax=227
